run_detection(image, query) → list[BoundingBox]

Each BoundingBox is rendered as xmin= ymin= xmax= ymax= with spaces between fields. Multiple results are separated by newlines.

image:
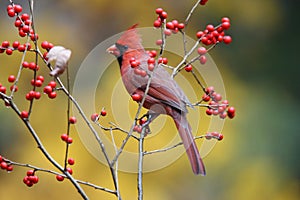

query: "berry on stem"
xmin=69 ymin=117 xmax=77 ymax=124
xmin=20 ymin=111 xmax=29 ymax=119
xmin=56 ymin=175 xmax=64 ymax=182
xmin=91 ymin=113 xmax=99 ymax=122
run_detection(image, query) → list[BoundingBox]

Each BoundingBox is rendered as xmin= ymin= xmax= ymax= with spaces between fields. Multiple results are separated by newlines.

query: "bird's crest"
xmin=116 ymin=24 xmax=143 ymax=50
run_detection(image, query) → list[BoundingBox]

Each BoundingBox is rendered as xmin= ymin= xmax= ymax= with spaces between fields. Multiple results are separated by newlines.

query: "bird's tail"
xmin=173 ymin=112 xmax=206 ymax=175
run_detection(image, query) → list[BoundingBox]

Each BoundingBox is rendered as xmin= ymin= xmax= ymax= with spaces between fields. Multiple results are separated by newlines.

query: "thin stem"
xmin=64 ymin=66 xmax=71 ymax=169
xmin=144 ymin=135 xmax=205 ymax=156
xmin=184 ymin=0 xmax=202 ymax=25
xmin=137 ymin=128 xmax=145 ymax=200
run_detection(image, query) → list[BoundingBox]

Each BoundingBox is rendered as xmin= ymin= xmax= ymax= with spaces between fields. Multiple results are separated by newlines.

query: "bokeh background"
xmin=0 ymin=0 xmax=299 ymax=199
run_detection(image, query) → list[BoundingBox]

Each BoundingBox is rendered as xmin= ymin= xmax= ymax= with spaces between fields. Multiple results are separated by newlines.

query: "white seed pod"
xmin=47 ymin=46 xmax=72 ymax=77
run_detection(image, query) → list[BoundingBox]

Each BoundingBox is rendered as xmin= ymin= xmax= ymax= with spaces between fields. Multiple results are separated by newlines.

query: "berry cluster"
xmin=196 ymin=17 xmax=232 ymax=46
xmin=90 ymin=108 xmax=107 ymax=122
xmin=0 ymin=155 xmax=13 ymax=172
xmin=61 ymin=133 xmax=73 ymax=144
xmin=203 ymin=86 xmax=236 ymax=119
xmin=6 ymin=4 xmax=39 ymax=41
xmin=23 ymin=170 xmax=39 ymax=187
xmin=43 ymin=81 xmax=57 ymax=99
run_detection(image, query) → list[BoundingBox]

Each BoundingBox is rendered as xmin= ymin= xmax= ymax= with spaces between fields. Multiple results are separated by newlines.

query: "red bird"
xmin=107 ymin=25 xmax=206 ymax=175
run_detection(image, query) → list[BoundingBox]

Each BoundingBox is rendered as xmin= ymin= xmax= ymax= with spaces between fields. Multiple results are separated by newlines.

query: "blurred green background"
xmin=0 ymin=0 xmax=299 ymax=199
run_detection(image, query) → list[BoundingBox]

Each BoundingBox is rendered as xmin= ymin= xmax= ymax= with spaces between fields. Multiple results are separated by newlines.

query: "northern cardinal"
xmin=107 ymin=25 xmax=206 ymax=175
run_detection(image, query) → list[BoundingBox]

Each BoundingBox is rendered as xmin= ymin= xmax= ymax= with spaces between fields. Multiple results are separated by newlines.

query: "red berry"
xmin=177 ymin=23 xmax=185 ymax=30
xmin=101 ymin=110 xmax=107 ymax=116
xmin=155 ymin=8 xmax=163 ymax=15
xmin=5 ymin=48 xmax=13 ymax=55
xmin=30 ymin=33 xmax=39 ymax=41
xmin=27 ymin=170 xmax=35 ymax=176
xmin=0 ymin=86 xmax=7 ymax=94
xmin=21 ymin=13 xmax=30 ymax=21
xmin=43 ymin=86 xmax=52 ymax=94
xmin=206 ymin=24 xmax=215 ymax=32
xmin=48 ymin=43 xmax=54 ymax=49
xmin=12 ymin=41 xmax=20 ymax=49
xmin=34 ymin=79 xmax=43 ymax=87
xmin=34 ymin=92 xmax=41 ymax=99
xmin=162 ymin=57 xmax=168 ymax=64
xmin=7 ymin=5 xmax=13 ymax=11
xmin=131 ymin=93 xmax=142 ymax=102
xmin=147 ymin=57 xmax=155 ymax=64
xmin=13 ymin=4 xmax=23 ymax=13
xmin=1 ymin=161 xmax=8 ymax=169
xmin=2 ymin=41 xmax=9 ymax=48
xmin=36 ymin=75 xmax=44 ymax=82
xmin=67 ymin=158 xmax=75 ymax=165
xmin=18 ymin=44 xmax=26 ymax=52
xmin=67 ymin=137 xmax=73 ymax=144
xmin=130 ymin=61 xmax=139 ymax=68
xmin=184 ymin=65 xmax=193 ymax=72
xmin=214 ymin=93 xmax=222 ymax=102
xmin=6 ymin=165 xmax=13 ymax=172
xmin=7 ymin=9 xmax=15 ymax=17
xmin=223 ymin=35 xmax=232 ymax=44
xmin=222 ymin=21 xmax=231 ymax=30
xmin=29 ymin=175 xmax=39 ymax=184
xmin=200 ymin=0 xmax=208 ymax=5
xmin=160 ymin=11 xmax=168 ymax=19
xmin=8 ymin=75 xmax=16 ymax=83
xmin=69 ymin=117 xmax=77 ymax=124
xmin=166 ymin=22 xmax=175 ymax=30
xmin=219 ymin=112 xmax=227 ymax=119
xmin=150 ymin=50 xmax=157 ymax=57
xmin=14 ymin=19 xmax=22 ymax=27
xmin=48 ymin=81 xmax=56 ymax=88
xmin=19 ymin=29 xmax=27 ymax=37
xmin=10 ymin=85 xmax=18 ymax=92
xmin=221 ymin=17 xmax=230 ymax=23
xmin=20 ymin=111 xmax=29 ymax=119
xmin=227 ymin=106 xmax=235 ymax=119
xmin=91 ymin=113 xmax=99 ymax=122
xmin=28 ymin=62 xmax=36 ymax=70
xmin=164 ymin=29 xmax=172 ymax=36
xmin=153 ymin=20 xmax=161 ymax=28
xmin=41 ymin=41 xmax=49 ymax=49
xmin=61 ymin=134 xmax=68 ymax=142
xmin=202 ymin=94 xmax=210 ymax=102
xmin=22 ymin=25 xmax=30 ymax=33
xmin=196 ymin=31 xmax=204 ymax=39
xmin=199 ymin=55 xmax=207 ymax=64
xmin=148 ymin=64 xmax=155 ymax=71
xmin=56 ymin=175 xmax=64 ymax=182
xmin=66 ymin=167 xmax=73 ymax=175
xmin=48 ymin=91 xmax=57 ymax=99
xmin=206 ymin=108 xmax=213 ymax=115
xmin=0 ymin=155 xmax=3 ymax=162
xmin=197 ymin=47 xmax=207 ymax=55
xmin=156 ymin=39 xmax=163 ymax=46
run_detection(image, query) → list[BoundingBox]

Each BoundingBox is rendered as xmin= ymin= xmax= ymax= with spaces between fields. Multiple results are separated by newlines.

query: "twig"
xmin=137 ymin=128 xmax=146 ymax=200
xmin=144 ymin=135 xmax=205 ymax=156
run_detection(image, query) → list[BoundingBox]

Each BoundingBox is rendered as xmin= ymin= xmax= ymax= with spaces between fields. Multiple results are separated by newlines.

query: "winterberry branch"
xmin=2 ymin=157 xmax=117 ymax=195
xmin=6 ymin=97 xmax=89 ymax=199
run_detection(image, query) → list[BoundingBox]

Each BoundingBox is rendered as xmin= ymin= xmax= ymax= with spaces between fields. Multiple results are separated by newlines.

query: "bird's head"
xmin=106 ymin=24 xmax=143 ymax=58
